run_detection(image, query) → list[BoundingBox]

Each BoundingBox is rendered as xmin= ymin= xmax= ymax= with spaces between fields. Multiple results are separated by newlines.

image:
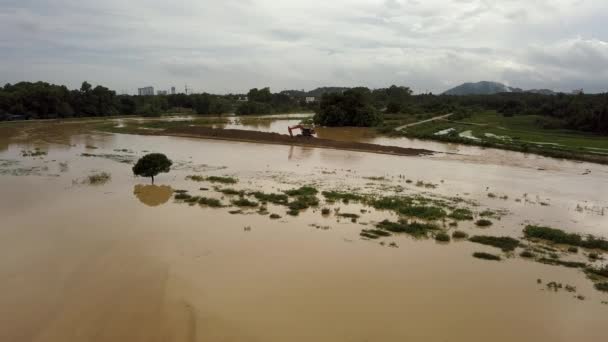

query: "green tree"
xmin=132 ymin=153 xmax=172 ymax=184
xmin=313 ymin=88 xmax=382 ymax=127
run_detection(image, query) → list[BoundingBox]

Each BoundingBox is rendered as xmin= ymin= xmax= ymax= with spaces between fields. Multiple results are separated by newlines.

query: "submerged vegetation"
xmin=86 ymin=172 xmax=111 ymax=185
xmin=469 ymin=235 xmax=520 ymax=252
xmin=473 ymin=252 xmax=501 ymax=261
xmin=187 ymin=175 xmax=238 ymax=184
xmin=376 ymin=219 xmax=440 ymax=238
xmin=524 ymin=225 xmax=608 ymax=251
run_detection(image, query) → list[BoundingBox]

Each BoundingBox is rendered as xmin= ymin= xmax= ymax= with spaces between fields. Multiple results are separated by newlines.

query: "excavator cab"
xmin=288 ymin=125 xmax=316 ymax=138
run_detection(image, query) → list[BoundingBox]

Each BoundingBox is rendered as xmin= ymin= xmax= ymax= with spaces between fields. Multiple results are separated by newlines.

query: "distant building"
xmin=572 ymin=89 xmax=584 ymax=95
xmin=138 ymin=87 xmax=154 ymax=96
xmin=157 ymin=90 xmax=168 ymax=95
xmin=305 ymin=96 xmax=316 ymax=103
xmin=237 ymin=96 xmax=248 ymax=102
xmin=171 ymin=86 xmax=176 ymax=95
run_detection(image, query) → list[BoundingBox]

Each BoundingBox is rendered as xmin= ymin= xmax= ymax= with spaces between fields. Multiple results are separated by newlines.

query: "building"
xmin=237 ymin=96 xmax=248 ymax=102
xmin=138 ymin=87 xmax=154 ymax=96
xmin=157 ymin=90 xmax=168 ymax=95
xmin=305 ymin=96 xmax=316 ymax=103
xmin=171 ymin=86 xmax=176 ymax=95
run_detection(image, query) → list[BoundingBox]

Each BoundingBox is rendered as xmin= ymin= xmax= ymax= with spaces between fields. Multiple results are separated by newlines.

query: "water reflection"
xmin=133 ymin=184 xmax=173 ymax=207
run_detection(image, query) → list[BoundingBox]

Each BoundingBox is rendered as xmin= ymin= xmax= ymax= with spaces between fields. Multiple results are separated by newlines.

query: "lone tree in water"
xmin=132 ymin=153 xmax=172 ymax=184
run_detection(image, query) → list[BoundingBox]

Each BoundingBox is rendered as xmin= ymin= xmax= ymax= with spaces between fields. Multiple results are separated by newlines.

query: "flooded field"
xmin=1 ymin=118 xmax=607 ymax=342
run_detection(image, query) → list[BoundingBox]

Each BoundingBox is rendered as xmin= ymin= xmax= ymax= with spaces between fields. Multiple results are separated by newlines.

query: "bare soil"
xmin=161 ymin=126 xmax=435 ymax=156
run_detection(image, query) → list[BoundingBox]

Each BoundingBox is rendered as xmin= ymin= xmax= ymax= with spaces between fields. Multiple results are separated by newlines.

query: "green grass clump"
xmin=473 ymin=252 xmax=501 ymax=261
xmin=87 ymin=172 xmax=111 ymax=185
xmin=216 ymin=188 xmax=244 ymax=196
xmin=519 ymin=250 xmax=535 ymax=258
xmin=287 ymin=195 xmax=319 ymax=211
xmin=595 ymin=282 xmax=608 ymax=292
xmin=376 ymin=219 xmax=440 ymax=238
xmin=205 ymin=176 xmax=238 ymax=184
xmin=360 ymin=229 xmax=391 ymax=239
xmin=537 ymin=258 xmax=586 ymax=268
xmin=321 ymin=208 xmax=331 ymax=215
xmin=448 ymin=208 xmax=474 ymax=221
xmin=186 ymin=175 xmax=205 ymax=182
xmin=475 ymin=219 xmax=493 ymax=227
xmin=269 ymin=213 xmax=281 ymax=219
xmin=399 ymin=205 xmax=447 ymax=220
xmin=435 ymin=232 xmax=451 ymax=242
xmin=322 ymin=191 xmax=364 ymax=203
xmin=469 ymin=235 xmax=520 ymax=252
xmin=184 ymin=196 xmax=201 ymax=204
xmin=568 ymin=246 xmax=579 ymax=253
xmin=285 ymin=186 xmax=318 ymax=197
xmin=198 ymin=197 xmax=223 ymax=207
xmin=524 ymin=225 xmax=608 ymax=251
xmin=231 ymin=198 xmax=258 ymax=207
xmin=287 ymin=208 xmax=300 ymax=216
xmin=174 ymin=193 xmax=192 ymax=200
xmin=250 ymin=191 xmax=289 ymax=205
xmin=585 ymin=265 xmax=608 ymax=278
xmin=452 ymin=230 xmax=468 ymax=239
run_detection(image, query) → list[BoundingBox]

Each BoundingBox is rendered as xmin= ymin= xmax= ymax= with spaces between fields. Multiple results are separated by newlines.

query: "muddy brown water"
xmin=0 ymin=119 xmax=607 ymax=342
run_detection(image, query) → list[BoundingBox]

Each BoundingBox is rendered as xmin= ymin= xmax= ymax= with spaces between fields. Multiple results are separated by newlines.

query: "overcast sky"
xmin=1 ymin=0 xmax=607 ymax=94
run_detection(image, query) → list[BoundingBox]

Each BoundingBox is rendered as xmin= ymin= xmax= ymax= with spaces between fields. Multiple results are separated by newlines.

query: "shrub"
xmin=86 ymin=172 xmax=111 ymax=185
xmin=321 ymin=208 xmax=331 ymax=215
xmin=269 ymin=213 xmax=281 ymax=219
xmin=473 ymin=252 xmax=501 ymax=261
xmin=523 ymin=225 xmax=582 ymax=245
xmin=595 ymin=282 xmax=608 ymax=292
xmin=376 ymin=219 xmax=439 ymax=238
xmin=285 ymin=186 xmax=318 ymax=197
xmin=568 ymin=246 xmax=579 ymax=253
xmin=469 ymin=235 xmax=520 ymax=252
xmin=322 ymin=191 xmax=364 ymax=203
xmin=250 ymin=191 xmax=289 ymax=205
xmin=520 ymin=250 xmax=535 ymax=258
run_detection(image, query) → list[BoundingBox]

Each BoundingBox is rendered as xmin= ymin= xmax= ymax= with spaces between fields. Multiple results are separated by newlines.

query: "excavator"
xmin=288 ymin=125 xmax=316 ymax=138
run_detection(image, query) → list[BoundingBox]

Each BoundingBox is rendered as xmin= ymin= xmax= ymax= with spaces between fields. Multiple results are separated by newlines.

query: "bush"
xmin=520 ymin=250 xmax=535 ymax=258
xmin=376 ymin=219 xmax=439 ymax=238
xmin=198 ymin=197 xmax=223 ymax=207
xmin=321 ymin=208 xmax=331 ymax=215
xmin=595 ymin=282 xmax=608 ymax=292
xmin=449 ymin=208 xmax=474 ymax=221
xmin=86 ymin=172 xmax=111 ymax=185
xmin=269 ymin=213 xmax=281 ymax=219
xmin=523 ymin=225 xmax=582 ymax=245
xmin=473 ymin=252 xmax=501 ymax=261
xmin=285 ymin=186 xmax=318 ymax=197
xmin=231 ymin=198 xmax=258 ymax=207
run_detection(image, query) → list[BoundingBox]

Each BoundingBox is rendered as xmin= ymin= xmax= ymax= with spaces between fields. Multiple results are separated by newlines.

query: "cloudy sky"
xmin=1 ymin=0 xmax=607 ymax=94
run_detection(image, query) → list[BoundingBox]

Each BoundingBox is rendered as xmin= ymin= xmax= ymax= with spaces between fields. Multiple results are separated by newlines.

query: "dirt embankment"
xmin=161 ymin=126 xmax=435 ymax=157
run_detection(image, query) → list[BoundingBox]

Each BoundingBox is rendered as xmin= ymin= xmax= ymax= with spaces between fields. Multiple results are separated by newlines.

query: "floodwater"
xmin=0 ymin=119 xmax=607 ymax=342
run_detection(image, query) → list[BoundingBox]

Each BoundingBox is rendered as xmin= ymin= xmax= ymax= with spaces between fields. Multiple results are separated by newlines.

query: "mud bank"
xmin=159 ymin=126 xmax=435 ymax=157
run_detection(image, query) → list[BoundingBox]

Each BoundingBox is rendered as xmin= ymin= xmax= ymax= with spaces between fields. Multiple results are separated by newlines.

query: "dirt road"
xmin=395 ymin=113 xmax=453 ymax=131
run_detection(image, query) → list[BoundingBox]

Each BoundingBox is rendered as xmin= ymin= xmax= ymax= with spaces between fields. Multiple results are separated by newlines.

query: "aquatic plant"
xmin=519 ymin=250 xmax=535 ymax=258
xmin=524 ymin=225 xmax=608 ymax=251
xmin=285 ymin=186 xmax=318 ymax=197
xmin=188 ymin=175 xmax=238 ymax=184
xmin=198 ymin=197 xmax=223 ymax=207
xmin=269 ymin=213 xmax=281 ymax=219
xmin=376 ymin=219 xmax=440 ymax=238
xmin=250 ymin=191 xmax=289 ymax=205
xmin=448 ymin=208 xmax=474 ymax=221
xmin=595 ymin=282 xmax=608 ymax=292
xmin=322 ymin=191 xmax=364 ymax=204
xmin=469 ymin=235 xmax=520 ymax=252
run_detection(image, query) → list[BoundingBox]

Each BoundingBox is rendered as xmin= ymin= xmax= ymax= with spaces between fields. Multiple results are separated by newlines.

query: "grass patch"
xmin=360 ymin=229 xmax=392 ymax=239
xmin=475 ymin=219 xmax=493 ymax=227
xmin=285 ymin=186 xmax=318 ymax=197
xmin=376 ymin=219 xmax=440 ymax=238
xmin=469 ymin=235 xmax=520 ymax=252
xmin=448 ymin=208 xmax=474 ymax=221
xmin=586 ymin=265 xmax=608 ymax=278
xmin=537 ymin=258 xmax=586 ymax=268
xmin=86 ymin=172 xmax=111 ymax=185
xmin=337 ymin=213 xmax=360 ymax=219
xmin=399 ymin=205 xmax=447 ymax=220
xmin=287 ymin=195 xmax=319 ymax=213
xmin=231 ymin=198 xmax=258 ymax=207
xmin=595 ymin=282 xmax=608 ymax=292
xmin=321 ymin=208 xmax=331 ymax=215
xmin=198 ymin=197 xmax=223 ymax=207
xmin=473 ymin=252 xmax=501 ymax=261
xmin=269 ymin=213 xmax=281 ymax=219
xmin=216 ymin=188 xmax=244 ymax=196
xmin=174 ymin=192 xmax=192 ymax=200
xmin=322 ymin=191 xmax=364 ymax=203
xmin=250 ymin=191 xmax=289 ymax=205
xmin=435 ymin=232 xmax=451 ymax=242
xmin=524 ymin=225 xmax=608 ymax=251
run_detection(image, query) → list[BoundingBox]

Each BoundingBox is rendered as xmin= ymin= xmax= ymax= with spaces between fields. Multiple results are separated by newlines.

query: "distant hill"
xmin=281 ymin=87 xmax=350 ymax=98
xmin=443 ymin=81 xmax=556 ymax=96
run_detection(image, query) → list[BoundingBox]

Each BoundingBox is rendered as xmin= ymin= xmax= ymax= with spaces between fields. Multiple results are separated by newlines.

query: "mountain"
xmin=443 ymin=81 xmax=556 ymax=95
xmin=443 ymin=81 xmax=516 ymax=95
